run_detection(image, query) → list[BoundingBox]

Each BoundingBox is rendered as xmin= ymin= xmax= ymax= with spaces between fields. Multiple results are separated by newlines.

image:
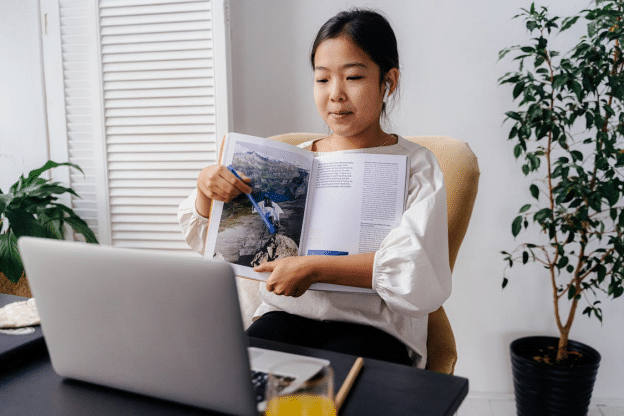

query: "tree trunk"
xmin=0 ymin=273 xmax=32 ymax=298
xmin=556 ymin=328 xmax=570 ymax=362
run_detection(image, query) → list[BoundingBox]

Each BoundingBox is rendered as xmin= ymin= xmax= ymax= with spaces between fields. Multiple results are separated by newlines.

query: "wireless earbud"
xmin=383 ymin=80 xmax=392 ymax=104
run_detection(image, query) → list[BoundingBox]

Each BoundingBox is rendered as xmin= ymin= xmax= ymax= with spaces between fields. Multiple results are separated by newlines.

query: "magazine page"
xmin=300 ymin=153 xmax=408 ymax=259
xmin=205 ymin=134 xmax=406 ymax=294
xmin=205 ymin=133 xmax=314 ymax=281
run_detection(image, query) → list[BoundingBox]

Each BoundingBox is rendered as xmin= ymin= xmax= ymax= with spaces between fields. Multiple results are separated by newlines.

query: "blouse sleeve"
xmin=371 ymin=148 xmax=452 ymax=318
xmin=177 ymin=188 xmax=210 ymax=255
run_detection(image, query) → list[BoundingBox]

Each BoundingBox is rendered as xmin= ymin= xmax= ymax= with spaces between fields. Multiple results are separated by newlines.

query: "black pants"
xmin=246 ymin=311 xmax=412 ymax=366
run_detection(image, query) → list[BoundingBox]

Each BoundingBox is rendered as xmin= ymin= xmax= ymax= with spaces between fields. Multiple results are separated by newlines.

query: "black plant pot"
xmin=510 ymin=336 xmax=601 ymax=416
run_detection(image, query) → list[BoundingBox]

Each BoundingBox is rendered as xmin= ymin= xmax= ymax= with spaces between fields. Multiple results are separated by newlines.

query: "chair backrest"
xmin=267 ymin=133 xmax=480 ymax=373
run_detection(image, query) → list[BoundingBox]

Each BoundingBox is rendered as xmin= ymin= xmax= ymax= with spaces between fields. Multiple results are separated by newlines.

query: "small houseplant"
xmin=498 ymin=1 xmax=624 ymax=415
xmin=0 ymin=161 xmax=98 ymax=296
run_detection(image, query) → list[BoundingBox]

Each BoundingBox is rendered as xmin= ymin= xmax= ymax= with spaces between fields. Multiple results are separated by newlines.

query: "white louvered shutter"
xmin=41 ymin=0 xmax=230 ymax=254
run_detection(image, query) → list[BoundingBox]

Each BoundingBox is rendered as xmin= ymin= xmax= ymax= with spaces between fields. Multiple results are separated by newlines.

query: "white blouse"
xmin=177 ymin=136 xmax=451 ymax=368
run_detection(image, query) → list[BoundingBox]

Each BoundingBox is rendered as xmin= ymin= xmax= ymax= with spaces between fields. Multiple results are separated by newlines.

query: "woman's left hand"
xmin=253 ymin=256 xmax=315 ymax=297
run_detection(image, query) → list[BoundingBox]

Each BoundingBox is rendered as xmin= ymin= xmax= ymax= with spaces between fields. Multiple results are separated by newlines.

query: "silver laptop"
xmin=18 ymin=237 xmax=329 ymax=416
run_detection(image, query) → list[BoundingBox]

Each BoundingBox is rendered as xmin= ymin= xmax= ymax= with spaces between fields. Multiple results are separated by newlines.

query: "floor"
xmin=456 ymin=394 xmax=624 ymax=416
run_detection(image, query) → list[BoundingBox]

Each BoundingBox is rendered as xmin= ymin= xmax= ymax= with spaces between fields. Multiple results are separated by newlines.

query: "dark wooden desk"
xmin=0 ymin=295 xmax=468 ymax=415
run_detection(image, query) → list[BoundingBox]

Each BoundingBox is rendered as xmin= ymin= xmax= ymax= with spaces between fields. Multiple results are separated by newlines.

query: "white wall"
xmin=0 ymin=0 xmax=48 ymax=192
xmin=2 ymin=0 xmax=622 ymax=401
xmin=230 ymin=0 xmax=624 ymax=400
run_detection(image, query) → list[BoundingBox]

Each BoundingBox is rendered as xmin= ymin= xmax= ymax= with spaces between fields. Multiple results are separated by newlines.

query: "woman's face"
xmin=313 ymin=36 xmax=386 ymax=139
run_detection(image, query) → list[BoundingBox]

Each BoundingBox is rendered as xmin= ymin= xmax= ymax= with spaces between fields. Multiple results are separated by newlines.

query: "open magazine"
xmin=204 ymin=133 xmax=409 ymax=293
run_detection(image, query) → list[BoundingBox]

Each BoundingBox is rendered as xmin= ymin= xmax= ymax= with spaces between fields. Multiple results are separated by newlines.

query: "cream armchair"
xmin=235 ymin=133 xmax=479 ymax=374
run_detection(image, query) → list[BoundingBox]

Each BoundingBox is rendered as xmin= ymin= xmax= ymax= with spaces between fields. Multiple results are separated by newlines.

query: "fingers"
xmin=255 ymin=262 xmax=279 ymax=293
xmin=259 ymin=262 xmax=282 ymax=294
xmin=265 ymin=280 xmax=299 ymax=297
xmin=259 ymin=259 xmax=310 ymax=297
xmin=267 ymin=284 xmax=305 ymax=298
xmin=197 ymin=165 xmax=252 ymax=202
xmin=253 ymin=261 xmax=274 ymax=273
xmin=226 ymin=170 xmax=253 ymax=195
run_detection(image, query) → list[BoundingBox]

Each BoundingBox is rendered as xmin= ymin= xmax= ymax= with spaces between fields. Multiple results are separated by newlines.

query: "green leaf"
xmin=530 ymin=184 xmax=539 ymax=200
xmin=604 ymin=104 xmax=616 ymax=117
xmin=560 ymin=16 xmax=579 ymax=32
xmin=21 ymin=182 xmax=78 ymax=200
xmin=522 ymin=251 xmax=529 ymax=264
xmin=519 ymin=204 xmax=531 ymax=213
xmin=0 ymin=232 xmax=23 ymax=283
xmin=0 ymin=194 xmax=8 ymax=214
xmin=506 ymin=111 xmax=523 ymax=121
xmin=594 ymin=308 xmax=603 ymax=323
xmin=597 ymin=265 xmax=606 ymax=283
xmin=512 ymin=216 xmax=523 ymax=237
xmin=603 ymin=182 xmax=619 ymax=206
xmin=534 ymin=208 xmax=552 ymax=223
xmin=585 ymin=112 xmax=594 ymax=129
xmin=568 ymin=285 xmax=577 ymax=300
xmin=565 ymin=231 xmax=575 ymax=244
xmin=38 ymin=210 xmax=64 ymax=240
xmin=498 ymin=48 xmax=513 ymax=61
xmin=10 ymin=176 xmax=25 ymax=194
xmin=570 ymin=80 xmax=582 ymax=100
xmin=534 ymin=56 xmax=545 ymax=67
xmin=552 ymin=74 xmax=567 ymax=90
xmin=5 ymin=210 xmax=49 ymax=239
xmin=24 ymin=161 xmax=83 ymax=187
xmin=513 ymin=83 xmax=525 ymax=99
xmin=548 ymin=224 xmax=556 ymax=240
xmin=588 ymin=21 xmax=598 ymax=37
xmin=596 ymin=156 xmax=609 ymax=171
xmin=63 ymin=214 xmax=98 ymax=244
xmin=502 ymin=277 xmax=509 ymax=289
xmin=570 ymin=150 xmax=583 ymax=162
xmin=589 ymin=194 xmax=602 ymax=212
xmin=527 ymin=153 xmax=540 ymax=170
xmin=514 ymin=144 xmax=523 ymax=159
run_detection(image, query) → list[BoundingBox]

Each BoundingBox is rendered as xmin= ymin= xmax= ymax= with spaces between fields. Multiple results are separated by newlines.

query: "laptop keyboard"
xmin=251 ymin=370 xmax=295 ymax=403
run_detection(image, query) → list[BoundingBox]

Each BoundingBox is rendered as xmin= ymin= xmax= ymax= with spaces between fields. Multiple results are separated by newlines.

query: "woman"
xmin=178 ymin=9 xmax=451 ymax=368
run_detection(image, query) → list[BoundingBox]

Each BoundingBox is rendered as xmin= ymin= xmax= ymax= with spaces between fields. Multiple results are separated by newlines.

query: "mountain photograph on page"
xmin=213 ymin=141 xmax=310 ymax=267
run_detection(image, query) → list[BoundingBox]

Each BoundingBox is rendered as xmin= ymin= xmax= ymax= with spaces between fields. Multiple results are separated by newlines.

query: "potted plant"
xmin=0 ymin=161 xmax=98 ymax=297
xmin=498 ymin=1 xmax=624 ymax=415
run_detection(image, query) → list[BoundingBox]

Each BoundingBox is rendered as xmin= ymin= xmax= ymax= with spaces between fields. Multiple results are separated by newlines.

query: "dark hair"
xmin=310 ymin=9 xmax=399 ymax=115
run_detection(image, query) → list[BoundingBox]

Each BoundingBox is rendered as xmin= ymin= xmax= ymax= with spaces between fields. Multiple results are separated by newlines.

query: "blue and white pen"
xmin=226 ymin=165 xmax=276 ymax=234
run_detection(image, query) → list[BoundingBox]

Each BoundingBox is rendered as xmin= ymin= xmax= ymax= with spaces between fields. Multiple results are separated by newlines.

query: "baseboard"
xmin=591 ymin=397 xmax=624 ymax=407
xmin=465 ymin=391 xmax=624 ymax=407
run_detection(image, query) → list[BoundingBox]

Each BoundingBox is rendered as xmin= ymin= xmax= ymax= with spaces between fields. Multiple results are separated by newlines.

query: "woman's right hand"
xmin=197 ymin=165 xmax=252 ymax=203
